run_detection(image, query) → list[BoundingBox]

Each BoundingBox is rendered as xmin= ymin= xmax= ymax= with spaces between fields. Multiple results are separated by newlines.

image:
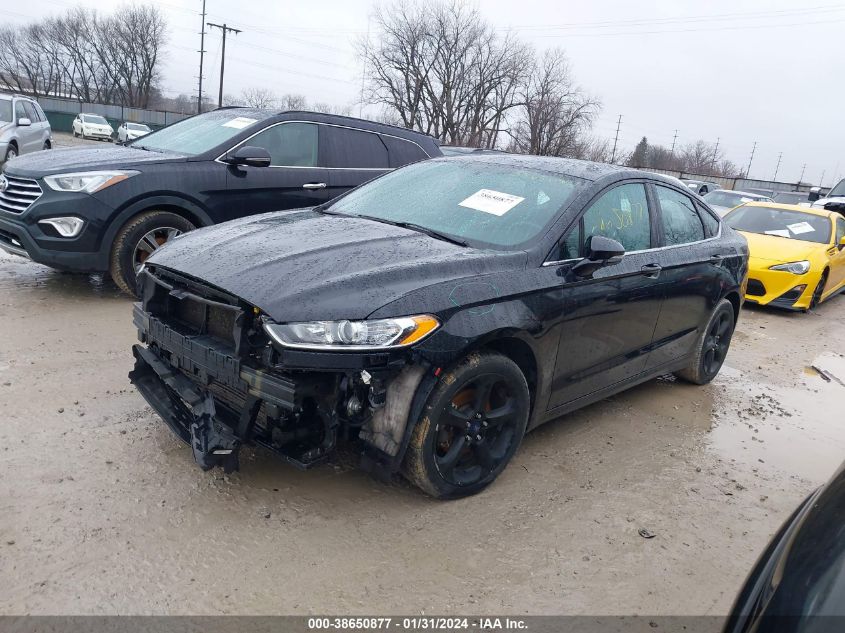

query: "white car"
xmin=117 ymin=122 xmax=152 ymax=144
xmin=72 ymin=113 xmax=114 ymax=142
xmin=702 ymin=189 xmax=774 ymax=216
xmin=811 ymin=179 xmax=845 ymax=210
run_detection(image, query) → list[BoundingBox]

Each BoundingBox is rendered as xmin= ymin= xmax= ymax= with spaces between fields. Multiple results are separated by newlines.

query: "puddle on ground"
xmin=707 ymin=352 xmax=845 ymax=483
xmin=0 ymin=252 xmax=124 ymax=299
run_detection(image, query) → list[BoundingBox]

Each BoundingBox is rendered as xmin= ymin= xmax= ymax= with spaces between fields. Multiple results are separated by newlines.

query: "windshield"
xmin=127 ymin=123 xmax=150 ymax=131
xmin=130 ymin=110 xmax=266 ymax=156
xmin=772 ymin=192 xmax=807 ymax=204
xmin=0 ymin=99 xmax=11 ymax=124
xmin=725 ymin=206 xmax=831 ymax=244
xmin=828 ymin=179 xmax=845 ymax=198
xmin=704 ymin=191 xmax=762 ymax=208
xmin=327 ymin=159 xmax=584 ymax=249
xmin=83 ymin=115 xmax=109 ymax=125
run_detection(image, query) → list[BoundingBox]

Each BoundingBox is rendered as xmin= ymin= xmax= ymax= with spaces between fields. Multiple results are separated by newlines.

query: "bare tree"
xmin=0 ymin=5 xmax=166 ymax=107
xmin=359 ymin=0 xmax=533 ymax=146
xmin=509 ymin=48 xmax=599 ymax=156
xmin=279 ymin=93 xmax=308 ymax=110
xmin=240 ymin=87 xmax=277 ymax=109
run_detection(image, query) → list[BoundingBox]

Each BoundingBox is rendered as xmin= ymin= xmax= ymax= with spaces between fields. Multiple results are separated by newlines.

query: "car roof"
xmin=434 ymin=153 xmax=659 ymax=183
xmin=743 ymin=201 xmax=835 ymax=218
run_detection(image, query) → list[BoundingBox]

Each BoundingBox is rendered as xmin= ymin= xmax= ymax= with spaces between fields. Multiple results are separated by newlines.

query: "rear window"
xmin=328 ymin=159 xmax=584 ymax=249
xmin=704 ymin=191 xmax=755 ymax=208
xmin=322 ymin=126 xmax=389 ymax=169
xmin=725 ymin=206 xmax=832 ymax=244
xmin=382 ymin=135 xmax=429 ymax=167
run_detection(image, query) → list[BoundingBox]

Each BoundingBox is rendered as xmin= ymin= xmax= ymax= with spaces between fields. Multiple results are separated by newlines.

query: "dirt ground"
xmin=1 ymin=248 xmax=843 ymax=617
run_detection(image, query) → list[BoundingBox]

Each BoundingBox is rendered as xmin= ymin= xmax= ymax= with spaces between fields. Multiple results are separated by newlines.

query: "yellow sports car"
xmin=723 ymin=201 xmax=845 ymax=311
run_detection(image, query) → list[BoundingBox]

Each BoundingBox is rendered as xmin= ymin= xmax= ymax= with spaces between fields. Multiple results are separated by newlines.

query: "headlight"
xmin=263 ymin=315 xmax=440 ymax=351
xmin=769 ymin=260 xmax=811 ymax=275
xmin=38 ymin=216 xmax=84 ymax=237
xmin=44 ymin=170 xmax=137 ymax=193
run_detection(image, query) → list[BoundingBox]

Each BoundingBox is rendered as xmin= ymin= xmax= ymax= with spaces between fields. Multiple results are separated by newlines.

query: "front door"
xmin=223 ymin=121 xmax=330 ymax=219
xmin=827 ymin=216 xmax=845 ymax=293
xmin=548 ymin=182 xmax=665 ymax=410
xmin=14 ymin=101 xmax=38 ymax=153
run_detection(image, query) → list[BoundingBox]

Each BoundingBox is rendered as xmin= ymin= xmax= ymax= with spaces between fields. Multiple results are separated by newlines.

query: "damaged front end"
xmin=129 ymin=266 xmax=431 ymax=475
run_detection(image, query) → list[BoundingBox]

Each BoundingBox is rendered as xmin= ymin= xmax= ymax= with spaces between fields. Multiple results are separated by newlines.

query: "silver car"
xmin=703 ymin=189 xmax=774 ymax=216
xmin=0 ymin=94 xmax=53 ymax=164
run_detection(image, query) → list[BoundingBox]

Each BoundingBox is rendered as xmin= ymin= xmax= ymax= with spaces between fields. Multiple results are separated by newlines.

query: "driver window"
xmin=836 ymin=217 xmax=845 ymax=244
xmin=581 ymin=183 xmax=651 ymax=252
xmin=246 ymin=122 xmax=319 ymax=167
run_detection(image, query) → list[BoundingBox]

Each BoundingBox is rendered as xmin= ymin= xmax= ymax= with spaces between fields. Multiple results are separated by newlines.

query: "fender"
xmin=89 ymin=195 xmax=215 ymax=270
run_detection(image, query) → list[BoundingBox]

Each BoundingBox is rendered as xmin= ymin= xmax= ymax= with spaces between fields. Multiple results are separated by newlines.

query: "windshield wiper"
xmin=353 ymin=214 xmax=467 ymax=247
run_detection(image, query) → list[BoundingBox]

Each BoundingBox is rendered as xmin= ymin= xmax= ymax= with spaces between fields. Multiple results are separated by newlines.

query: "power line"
xmin=773 ymin=152 xmax=783 ymax=181
xmin=746 ymin=142 xmax=757 ymax=179
xmin=206 ymin=22 xmax=242 ymax=109
xmin=610 ymin=115 xmax=623 ymax=164
xmin=196 ymin=0 xmax=207 ymax=113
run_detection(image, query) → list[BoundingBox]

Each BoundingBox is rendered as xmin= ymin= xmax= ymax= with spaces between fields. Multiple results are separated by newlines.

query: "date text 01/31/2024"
xmin=307 ymin=617 xmax=528 ymax=630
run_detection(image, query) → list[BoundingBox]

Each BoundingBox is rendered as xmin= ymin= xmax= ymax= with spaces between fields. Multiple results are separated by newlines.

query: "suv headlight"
xmin=769 ymin=260 xmax=811 ymax=275
xmin=263 ymin=315 xmax=439 ymax=351
xmin=44 ymin=170 xmax=138 ymax=194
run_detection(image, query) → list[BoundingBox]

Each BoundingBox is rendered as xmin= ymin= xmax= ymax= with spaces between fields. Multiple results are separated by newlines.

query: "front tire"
xmin=109 ymin=211 xmax=195 ymax=296
xmin=675 ymin=298 xmax=735 ymax=385
xmin=3 ymin=145 xmax=17 ymax=162
xmin=809 ymin=270 xmax=828 ymax=309
xmin=402 ymin=351 xmax=530 ymax=499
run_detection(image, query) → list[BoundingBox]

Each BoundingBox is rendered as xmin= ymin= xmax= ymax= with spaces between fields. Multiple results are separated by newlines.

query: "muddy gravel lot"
xmin=1 ymin=249 xmax=844 ymax=616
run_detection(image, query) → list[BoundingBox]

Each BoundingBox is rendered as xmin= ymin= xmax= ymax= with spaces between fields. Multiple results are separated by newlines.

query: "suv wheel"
xmin=675 ymin=298 xmax=735 ymax=385
xmin=4 ymin=145 xmax=17 ymax=162
xmin=110 ymin=211 xmax=195 ymax=295
xmin=403 ymin=351 xmax=530 ymax=499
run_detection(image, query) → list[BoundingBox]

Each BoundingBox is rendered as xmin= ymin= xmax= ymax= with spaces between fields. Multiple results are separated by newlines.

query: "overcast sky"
xmin=7 ymin=0 xmax=845 ymax=185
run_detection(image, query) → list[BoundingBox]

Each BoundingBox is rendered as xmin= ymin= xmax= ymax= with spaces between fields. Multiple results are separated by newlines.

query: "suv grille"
xmin=0 ymin=175 xmax=43 ymax=214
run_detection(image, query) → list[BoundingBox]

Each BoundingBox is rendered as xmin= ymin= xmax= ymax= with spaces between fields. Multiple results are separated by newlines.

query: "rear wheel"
xmin=403 ymin=351 xmax=530 ymax=499
xmin=675 ymin=299 xmax=735 ymax=385
xmin=809 ymin=270 xmax=828 ymax=309
xmin=109 ymin=211 xmax=195 ymax=296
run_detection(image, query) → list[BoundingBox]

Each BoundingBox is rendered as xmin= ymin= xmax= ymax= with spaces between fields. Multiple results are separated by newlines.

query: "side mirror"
xmin=572 ymin=235 xmax=625 ymax=277
xmin=17 ymin=117 xmax=31 ymax=127
xmin=839 ymin=236 xmax=845 ymax=250
xmin=808 ymin=187 xmax=821 ymax=203
xmin=223 ymin=145 xmax=271 ymax=168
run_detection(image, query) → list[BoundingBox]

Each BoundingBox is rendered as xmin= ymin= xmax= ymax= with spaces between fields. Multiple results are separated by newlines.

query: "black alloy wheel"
xmin=404 ymin=351 xmax=530 ymax=498
xmin=676 ymin=298 xmax=735 ymax=385
xmin=810 ymin=271 xmax=828 ymax=309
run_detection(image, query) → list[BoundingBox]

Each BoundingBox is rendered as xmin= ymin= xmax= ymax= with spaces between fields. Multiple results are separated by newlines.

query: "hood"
xmin=4 ymin=146 xmax=188 ymax=177
xmin=147 ymin=209 xmax=525 ymax=322
xmin=813 ymin=196 xmax=845 ymax=209
xmin=740 ymin=231 xmax=823 ymax=263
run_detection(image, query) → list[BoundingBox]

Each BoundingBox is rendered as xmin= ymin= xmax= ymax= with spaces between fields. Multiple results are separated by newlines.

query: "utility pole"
xmin=196 ymin=0 xmax=207 ymax=114
xmin=798 ymin=163 xmax=807 ymax=184
xmin=746 ymin=142 xmax=757 ymax=179
xmin=773 ymin=152 xmax=783 ymax=181
xmin=819 ymin=170 xmax=825 ymax=187
xmin=711 ymin=137 xmax=720 ymax=173
xmin=610 ymin=114 xmax=622 ymax=164
xmin=207 ymin=22 xmax=242 ymax=108
xmin=670 ymin=129 xmax=678 ymax=154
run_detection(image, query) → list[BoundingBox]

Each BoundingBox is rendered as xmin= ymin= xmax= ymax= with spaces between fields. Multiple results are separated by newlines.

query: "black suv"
xmin=0 ymin=109 xmax=440 ymax=293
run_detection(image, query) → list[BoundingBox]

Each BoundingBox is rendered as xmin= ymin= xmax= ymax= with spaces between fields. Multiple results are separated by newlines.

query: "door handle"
xmin=640 ymin=263 xmax=662 ymax=279
xmin=709 ymin=254 xmax=724 ymax=265
xmin=302 ymin=182 xmax=327 ymax=190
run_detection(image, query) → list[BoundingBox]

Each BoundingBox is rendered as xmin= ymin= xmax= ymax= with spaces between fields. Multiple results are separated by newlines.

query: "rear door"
xmin=322 ymin=125 xmax=391 ymax=199
xmin=223 ymin=121 xmax=330 ymax=218
xmin=645 ymin=183 xmax=726 ymax=370
xmin=548 ymin=181 xmax=665 ymax=410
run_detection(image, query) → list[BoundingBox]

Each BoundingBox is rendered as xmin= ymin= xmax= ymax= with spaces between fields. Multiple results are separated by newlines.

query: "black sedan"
xmin=129 ymin=155 xmax=748 ymax=498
